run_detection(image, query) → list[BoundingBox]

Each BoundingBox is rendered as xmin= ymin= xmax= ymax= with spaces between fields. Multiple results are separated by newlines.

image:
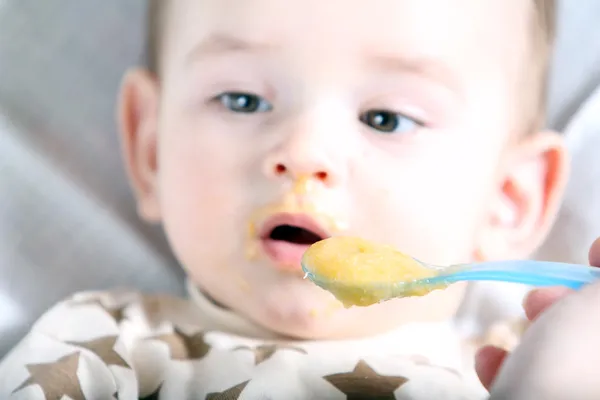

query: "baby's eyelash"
xmin=212 ymin=92 xmax=273 ymax=113
xmin=359 ymin=109 xmax=425 ymax=134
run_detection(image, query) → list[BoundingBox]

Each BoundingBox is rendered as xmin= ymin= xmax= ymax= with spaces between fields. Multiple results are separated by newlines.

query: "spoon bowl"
xmin=301 ymin=236 xmax=600 ymax=307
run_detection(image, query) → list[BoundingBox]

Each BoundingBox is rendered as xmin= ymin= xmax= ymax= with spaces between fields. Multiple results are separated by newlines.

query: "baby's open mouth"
xmin=258 ymin=213 xmax=330 ymax=271
xmin=268 ymin=225 xmax=324 ymax=245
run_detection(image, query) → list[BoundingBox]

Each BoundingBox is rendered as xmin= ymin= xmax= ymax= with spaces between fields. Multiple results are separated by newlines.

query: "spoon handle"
xmin=440 ymin=260 xmax=600 ymax=289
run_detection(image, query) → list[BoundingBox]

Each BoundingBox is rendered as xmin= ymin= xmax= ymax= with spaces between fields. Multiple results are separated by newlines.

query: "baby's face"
xmin=120 ymin=0 xmax=566 ymax=338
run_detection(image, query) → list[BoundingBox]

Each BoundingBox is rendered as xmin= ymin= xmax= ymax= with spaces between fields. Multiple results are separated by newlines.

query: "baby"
xmin=0 ymin=0 xmax=567 ymax=398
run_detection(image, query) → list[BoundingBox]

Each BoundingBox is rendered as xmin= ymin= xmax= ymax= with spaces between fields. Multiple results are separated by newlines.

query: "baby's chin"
xmin=253 ymin=300 xmax=418 ymax=340
xmin=241 ymin=279 xmax=469 ymax=340
xmin=240 ymin=281 xmax=400 ymax=340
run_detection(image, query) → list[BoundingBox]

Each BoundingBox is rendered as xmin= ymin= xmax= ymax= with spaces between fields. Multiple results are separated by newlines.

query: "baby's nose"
xmin=271 ymin=161 xmax=329 ymax=183
xmin=262 ymin=134 xmax=345 ymax=186
xmin=262 ymin=101 xmax=355 ymax=186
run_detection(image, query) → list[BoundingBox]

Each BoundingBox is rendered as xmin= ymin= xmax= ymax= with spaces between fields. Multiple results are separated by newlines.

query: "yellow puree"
xmin=303 ymin=236 xmax=443 ymax=307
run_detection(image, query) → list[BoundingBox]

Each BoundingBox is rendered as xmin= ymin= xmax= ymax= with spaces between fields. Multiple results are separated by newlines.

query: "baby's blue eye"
xmin=360 ymin=109 xmax=422 ymax=133
xmin=217 ymin=92 xmax=272 ymax=113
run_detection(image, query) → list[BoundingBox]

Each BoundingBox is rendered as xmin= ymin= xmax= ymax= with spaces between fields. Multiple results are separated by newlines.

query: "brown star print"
xmin=324 ymin=360 xmax=408 ymax=400
xmin=68 ymin=336 xmax=130 ymax=369
xmin=138 ymin=296 xmax=179 ymax=329
xmin=72 ymin=298 xmax=128 ymax=323
xmin=13 ymin=352 xmax=86 ymax=400
xmin=206 ymin=381 xmax=250 ymax=400
xmin=152 ymin=327 xmax=211 ymax=360
xmin=140 ymin=296 xmax=162 ymax=318
xmin=234 ymin=344 xmax=307 ymax=365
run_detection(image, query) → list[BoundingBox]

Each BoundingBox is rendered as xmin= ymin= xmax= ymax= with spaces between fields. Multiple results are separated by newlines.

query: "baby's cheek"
xmin=158 ymin=177 xmax=222 ymax=264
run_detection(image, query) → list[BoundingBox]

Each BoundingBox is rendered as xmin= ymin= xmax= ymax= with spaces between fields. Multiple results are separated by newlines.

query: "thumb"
xmin=589 ymin=237 xmax=600 ymax=267
xmin=475 ymin=345 xmax=508 ymax=391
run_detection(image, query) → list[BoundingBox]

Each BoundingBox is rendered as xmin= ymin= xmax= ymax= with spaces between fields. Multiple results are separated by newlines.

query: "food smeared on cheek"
xmin=236 ymin=275 xmax=252 ymax=293
xmin=325 ymin=300 xmax=343 ymax=316
xmin=244 ymin=175 xmax=349 ymax=262
xmin=247 ymin=223 xmax=257 ymax=238
xmin=303 ymin=236 xmax=444 ymax=307
xmin=243 ymin=225 xmax=262 ymax=261
xmin=245 ymin=223 xmax=261 ymax=261
xmin=308 ymin=300 xmax=343 ymax=319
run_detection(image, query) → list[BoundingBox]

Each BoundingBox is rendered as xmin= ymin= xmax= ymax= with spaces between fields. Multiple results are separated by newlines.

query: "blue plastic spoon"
xmin=301 ymin=237 xmax=599 ymax=305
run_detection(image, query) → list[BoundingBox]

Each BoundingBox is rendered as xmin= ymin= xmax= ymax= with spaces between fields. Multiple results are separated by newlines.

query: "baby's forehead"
xmin=163 ymin=0 xmax=530 ymax=64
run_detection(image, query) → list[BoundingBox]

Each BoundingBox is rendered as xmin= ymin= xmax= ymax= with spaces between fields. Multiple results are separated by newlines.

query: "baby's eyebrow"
xmin=367 ymin=53 xmax=462 ymax=95
xmin=186 ymin=32 xmax=277 ymax=63
xmin=184 ymin=32 xmax=462 ymax=97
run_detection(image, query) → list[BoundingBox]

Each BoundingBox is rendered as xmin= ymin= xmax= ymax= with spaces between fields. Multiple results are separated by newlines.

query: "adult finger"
xmin=523 ymin=287 xmax=572 ymax=321
xmin=475 ymin=345 xmax=508 ymax=391
xmin=589 ymin=237 xmax=600 ymax=267
xmin=521 ymin=237 xmax=600 ymax=321
xmin=489 ymin=279 xmax=600 ymax=399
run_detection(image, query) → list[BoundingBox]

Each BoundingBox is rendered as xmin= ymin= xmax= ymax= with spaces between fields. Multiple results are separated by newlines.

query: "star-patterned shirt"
xmin=0 ymin=281 xmax=518 ymax=399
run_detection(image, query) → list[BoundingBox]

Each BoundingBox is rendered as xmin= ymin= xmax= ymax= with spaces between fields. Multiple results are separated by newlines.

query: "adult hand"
xmin=475 ymin=237 xmax=600 ymax=391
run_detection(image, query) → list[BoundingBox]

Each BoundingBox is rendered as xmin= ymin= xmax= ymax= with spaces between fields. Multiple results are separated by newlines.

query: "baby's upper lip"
xmin=258 ymin=213 xmax=332 ymax=240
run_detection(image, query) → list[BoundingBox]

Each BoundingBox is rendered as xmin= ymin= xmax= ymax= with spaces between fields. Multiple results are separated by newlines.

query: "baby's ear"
xmin=117 ymin=69 xmax=162 ymax=222
xmin=478 ymin=131 xmax=569 ymax=260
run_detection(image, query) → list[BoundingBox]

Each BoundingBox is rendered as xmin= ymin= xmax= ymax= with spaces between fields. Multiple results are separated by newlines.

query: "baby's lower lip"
xmin=260 ymin=239 xmax=311 ymax=272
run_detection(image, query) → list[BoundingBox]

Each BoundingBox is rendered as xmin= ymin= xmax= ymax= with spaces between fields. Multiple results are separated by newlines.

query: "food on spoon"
xmin=302 ymin=236 xmax=443 ymax=307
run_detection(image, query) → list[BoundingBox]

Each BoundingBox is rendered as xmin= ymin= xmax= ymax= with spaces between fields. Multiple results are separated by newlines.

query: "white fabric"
xmin=0 ymin=283 xmax=488 ymax=399
xmin=0 ymin=0 xmax=599 ymax=358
